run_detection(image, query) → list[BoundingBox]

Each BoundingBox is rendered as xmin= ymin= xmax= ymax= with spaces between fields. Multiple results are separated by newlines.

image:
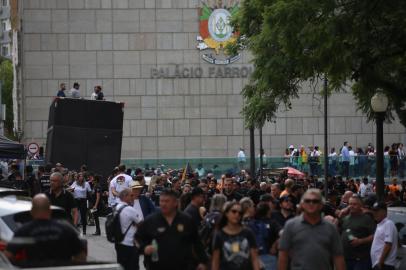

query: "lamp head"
xmin=371 ymin=91 xmax=389 ymax=113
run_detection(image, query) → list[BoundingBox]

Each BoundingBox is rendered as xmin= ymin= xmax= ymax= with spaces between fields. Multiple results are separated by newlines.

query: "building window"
xmin=1 ymin=45 xmax=9 ymax=56
xmin=1 ymin=19 xmax=10 ymax=31
xmin=2 ymin=0 xmax=8 ymax=7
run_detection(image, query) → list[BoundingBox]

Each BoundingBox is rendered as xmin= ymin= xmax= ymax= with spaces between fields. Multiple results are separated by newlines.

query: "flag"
xmin=181 ymin=162 xmax=193 ymax=181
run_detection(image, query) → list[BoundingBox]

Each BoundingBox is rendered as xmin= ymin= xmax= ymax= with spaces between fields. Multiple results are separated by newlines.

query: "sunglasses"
xmin=303 ymin=199 xmax=321 ymax=204
xmin=229 ymin=209 xmax=242 ymax=215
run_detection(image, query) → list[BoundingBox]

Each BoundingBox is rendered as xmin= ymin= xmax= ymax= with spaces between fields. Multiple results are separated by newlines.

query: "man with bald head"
xmin=46 ymin=172 xmax=78 ymax=225
xmin=5 ymin=194 xmax=82 ymax=264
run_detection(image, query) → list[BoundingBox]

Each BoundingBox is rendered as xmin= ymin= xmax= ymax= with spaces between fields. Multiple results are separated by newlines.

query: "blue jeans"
xmin=346 ymin=258 xmax=372 ymax=270
xmin=260 ymin=254 xmax=277 ymax=270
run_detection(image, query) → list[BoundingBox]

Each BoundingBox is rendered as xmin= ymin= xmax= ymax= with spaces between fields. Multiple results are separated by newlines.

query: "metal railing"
xmin=26 ymin=155 xmax=406 ymax=179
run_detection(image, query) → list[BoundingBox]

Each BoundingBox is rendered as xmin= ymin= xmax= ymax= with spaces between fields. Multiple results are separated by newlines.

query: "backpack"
xmin=105 ymin=205 xmax=132 ymax=243
xmin=248 ymin=220 xmax=269 ymax=254
xmin=198 ymin=211 xmax=221 ymax=249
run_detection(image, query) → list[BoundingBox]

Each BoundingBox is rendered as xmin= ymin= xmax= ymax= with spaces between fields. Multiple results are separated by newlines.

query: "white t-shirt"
xmin=117 ymin=202 xmax=142 ymax=247
xmin=371 ymin=217 xmax=398 ymax=267
xmin=109 ymin=173 xmax=132 ymax=206
xmin=237 ymin=150 xmax=246 ymax=162
xmin=70 ymin=181 xmax=92 ymax=199
xmin=90 ymin=92 xmax=98 ymax=100
xmin=132 ymin=199 xmax=144 ymax=222
xmin=70 ymin=88 xmax=80 ymax=98
xmin=359 ymin=183 xmax=373 ymax=197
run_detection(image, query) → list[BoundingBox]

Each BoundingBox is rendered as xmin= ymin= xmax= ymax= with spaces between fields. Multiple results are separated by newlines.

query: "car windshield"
xmin=1 ymin=209 xmax=68 ymax=233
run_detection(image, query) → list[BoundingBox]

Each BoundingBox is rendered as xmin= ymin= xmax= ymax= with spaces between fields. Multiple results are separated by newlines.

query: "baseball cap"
xmin=130 ymin=181 xmax=143 ymax=189
xmin=371 ymin=201 xmax=387 ymax=211
xmin=289 ymin=145 xmax=294 ymax=149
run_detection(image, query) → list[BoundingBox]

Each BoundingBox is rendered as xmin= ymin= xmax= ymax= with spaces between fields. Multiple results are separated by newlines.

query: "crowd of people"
xmin=277 ymin=141 xmax=406 ymax=178
xmin=1 ymin=159 xmax=405 ymax=270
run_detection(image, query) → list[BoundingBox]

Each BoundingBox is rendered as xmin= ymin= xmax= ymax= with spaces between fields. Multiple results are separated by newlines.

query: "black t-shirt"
xmin=270 ymin=210 xmax=294 ymax=228
xmin=46 ymin=190 xmax=76 ymax=222
xmin=39 ymin=173 xmax=51 ymax=193
xmin=135 ymin=211 xmax=208 ymax=270
xmin=184 ymin=203 xmax=202 ymax=228
xmin=223 ymin=191 xmax=242 ymax=202
xmin=96 ymin=91 xmax=104 ymax=100
xmin=6 ymin=219 xmax=82 ymax=262
xmin=90 ymin=183 xmax=101 ymax=207
xmin=340 ymin=213 xmax=376 ymax=259
xmin=26 ymin=173 xmax=38 ymax=196
xmin=212 ymin=228 xmax=257 ymax=270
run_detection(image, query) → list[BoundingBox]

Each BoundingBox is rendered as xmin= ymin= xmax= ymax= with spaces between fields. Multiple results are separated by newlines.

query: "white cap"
xmin=289 ymin=145 xmax=294 ymax=149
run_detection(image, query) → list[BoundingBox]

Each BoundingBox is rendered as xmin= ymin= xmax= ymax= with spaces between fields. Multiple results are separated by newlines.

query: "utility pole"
xmin=0 ymin=81 xmax=3 ymax=136
xmin=249 ymin=126 xmax=255 ymax=176
xmin=323 ymin=77 xmax=328 ymax=197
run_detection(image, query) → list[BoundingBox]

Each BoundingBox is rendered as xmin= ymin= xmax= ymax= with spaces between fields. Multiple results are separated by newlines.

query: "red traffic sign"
xmin=27 ymin=142 xmax=40 ymax=154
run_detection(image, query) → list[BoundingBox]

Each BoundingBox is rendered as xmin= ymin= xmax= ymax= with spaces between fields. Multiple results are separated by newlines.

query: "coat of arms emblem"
xmin=197 ymin=0 xmax=240 ymax=65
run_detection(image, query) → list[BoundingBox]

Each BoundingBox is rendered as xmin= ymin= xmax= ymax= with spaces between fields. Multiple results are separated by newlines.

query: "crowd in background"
xmin=277 ymin=142 xmax=406 ymax=178
xmin=1 ymin=156 xmax=405 ymax=270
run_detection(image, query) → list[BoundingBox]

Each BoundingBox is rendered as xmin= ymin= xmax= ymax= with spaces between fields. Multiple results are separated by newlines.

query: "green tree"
xmin=232 ymin=0 xmax=406 ymax=127
xmin=0 ymin=58 xmax=14 ymax=135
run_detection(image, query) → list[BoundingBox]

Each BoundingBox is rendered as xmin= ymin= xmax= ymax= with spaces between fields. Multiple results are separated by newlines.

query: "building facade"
xmin=0 ymin=0 xmax=11 ymax=58
xmin=16 ymin=0 xmax=405 ymax=159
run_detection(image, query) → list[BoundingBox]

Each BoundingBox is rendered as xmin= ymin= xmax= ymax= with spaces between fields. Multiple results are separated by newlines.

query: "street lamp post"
xmin=371 ymin=91 xmax=389 ymax=201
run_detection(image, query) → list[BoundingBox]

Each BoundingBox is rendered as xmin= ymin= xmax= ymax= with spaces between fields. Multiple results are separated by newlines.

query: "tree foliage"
xmin=0 ymin=58 xmax=14 ymax=134
xmin=232 ymin=0 xmax=406 ymax=127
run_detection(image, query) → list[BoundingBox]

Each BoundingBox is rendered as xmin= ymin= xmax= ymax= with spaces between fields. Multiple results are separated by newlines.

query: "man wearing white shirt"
xmin=349 ymin=146 xmax=356 ymax=177
xmin=115 ymin=188 xmax=142 ymax=270
xmin=370 ymin=202 xmax=398 ymax=270
xmin=109 ymin=165 xmax=132 ymax=207
xmin=359 ymin=178 xmax=373 ymax=198
xmin=70 ymin=82 xmax=80 ymax=98
xmin=398 ymin=143 xmax=405 ymax=178
xmin=237 ymin=147 xmax=246 ymax=170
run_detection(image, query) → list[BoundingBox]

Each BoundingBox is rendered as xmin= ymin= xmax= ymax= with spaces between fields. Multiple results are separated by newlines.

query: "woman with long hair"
xmin=211 ymin=202 xmax=260 ymax=270
xmin=69 ymin=172 xmax=91 ymax=235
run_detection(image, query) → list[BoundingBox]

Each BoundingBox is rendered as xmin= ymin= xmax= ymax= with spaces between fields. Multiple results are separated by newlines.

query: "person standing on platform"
xmin=56 ymin=83 xmax=66 ymax=97
xmin=70 ymin=82 xmax=80 ymax=98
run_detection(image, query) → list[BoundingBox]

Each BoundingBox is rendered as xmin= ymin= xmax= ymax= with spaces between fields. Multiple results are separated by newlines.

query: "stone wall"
xmin=20 ymin=0 xmax=405 ymax=158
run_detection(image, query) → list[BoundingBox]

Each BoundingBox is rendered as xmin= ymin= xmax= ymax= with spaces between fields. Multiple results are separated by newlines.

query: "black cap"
xmin=371 ymin=201 xmax=387 ymax=211
xmin=362 ymin=194 xmax=377 ymax=209
xmin=191 ymin=187 xmax=204 ymax=197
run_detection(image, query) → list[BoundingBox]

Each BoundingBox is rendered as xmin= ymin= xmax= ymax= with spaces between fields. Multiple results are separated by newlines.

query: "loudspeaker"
xmin=48 ymin=98 xmax=123 ymax=130
xmin=46 ymin=99 xmax=124 ymax=177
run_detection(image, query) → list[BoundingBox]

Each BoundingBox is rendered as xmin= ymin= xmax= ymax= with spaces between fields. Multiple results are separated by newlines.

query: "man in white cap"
xmin=289 ymin=145 xmax=298 ymax=168
xmin=131 ymin=180 xmax=156 ymax=220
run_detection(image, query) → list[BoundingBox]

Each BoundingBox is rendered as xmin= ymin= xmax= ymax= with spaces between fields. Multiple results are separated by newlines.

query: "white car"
xmin=388 ymin=206 xmax=406 ymax=270
xmin=0 ymin=196 xmax=67 ymax=243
